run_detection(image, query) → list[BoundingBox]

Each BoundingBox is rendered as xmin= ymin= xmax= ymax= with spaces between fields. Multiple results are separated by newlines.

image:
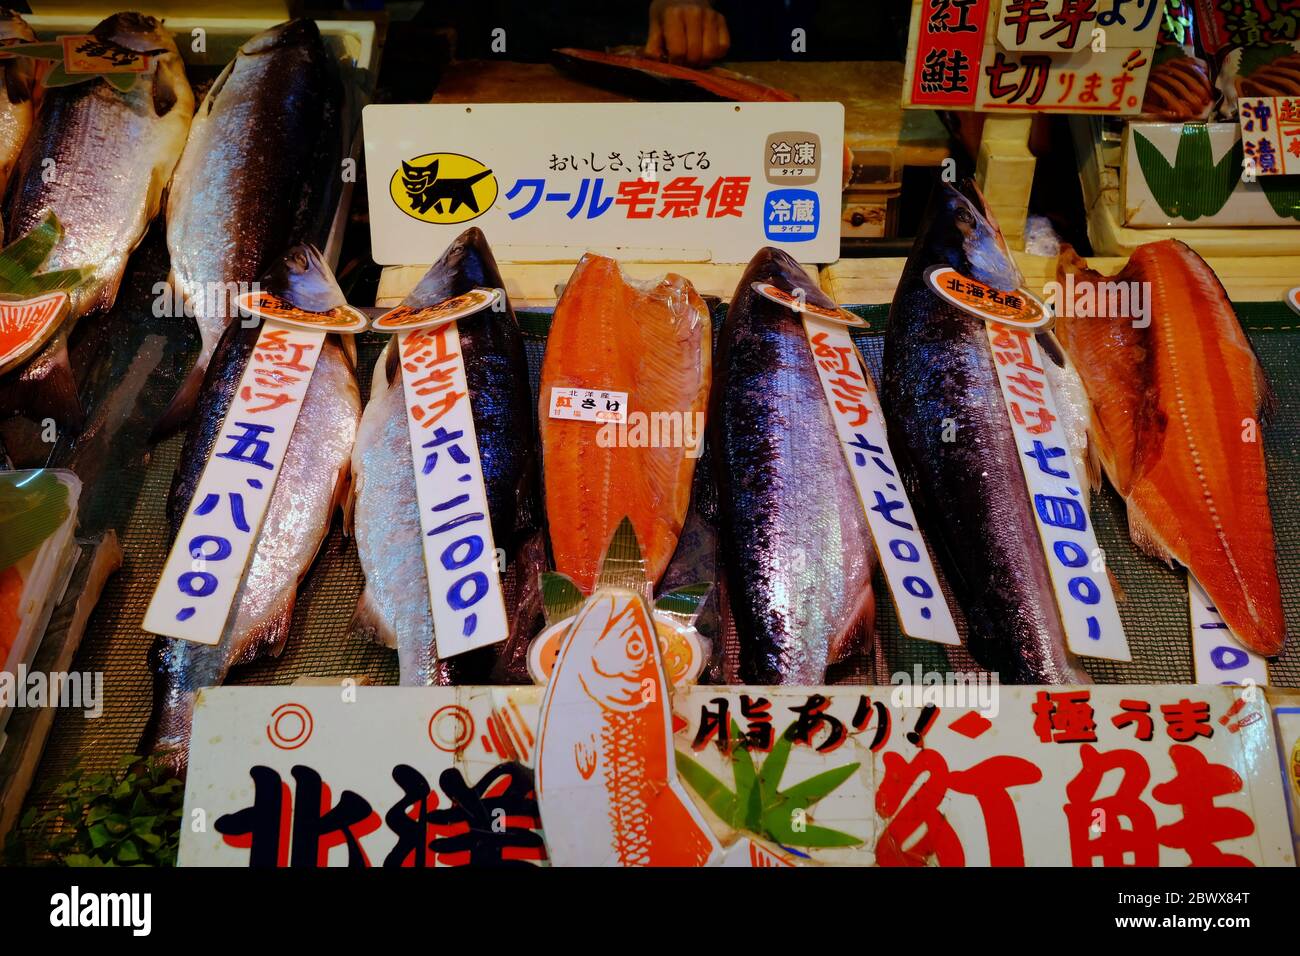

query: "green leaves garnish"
xmin=7 ymin=755 xmax=184 ymax=867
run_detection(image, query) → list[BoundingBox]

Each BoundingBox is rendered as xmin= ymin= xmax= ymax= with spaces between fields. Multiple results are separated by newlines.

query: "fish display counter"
xmin=0 ymin=2 xmax=1296 ymax=886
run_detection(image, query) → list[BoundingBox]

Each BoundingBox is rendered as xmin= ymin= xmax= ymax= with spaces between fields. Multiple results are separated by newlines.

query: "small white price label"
xmin=547 ymin=386 xmax=629 ymax=425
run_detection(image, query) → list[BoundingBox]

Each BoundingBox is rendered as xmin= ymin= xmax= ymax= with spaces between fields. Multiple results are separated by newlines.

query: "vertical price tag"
xmin=395 ymin=322 xmax=509 ymax=657
xmin=803 ymin=316 xmax=959 ymax=645
xmin=1189 ymin=575 xmax=1269 ymax=687
xmin=144 ymin=323 xmax=326 ymax=643
xmin=986 ymin=322 xmax=1129 ymax=662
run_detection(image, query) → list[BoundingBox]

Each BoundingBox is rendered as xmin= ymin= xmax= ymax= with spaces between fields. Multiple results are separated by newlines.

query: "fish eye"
xmin=626 ymin=638 xmax=645 ymax=659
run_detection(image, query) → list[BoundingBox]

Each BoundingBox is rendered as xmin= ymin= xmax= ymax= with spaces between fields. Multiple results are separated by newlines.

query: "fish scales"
xmin=882 ymin=182 xmax=1087 ymax=684
xmin=162 ymin=18 xmax=343 ymax=428
xmin=145 ymin=247 xmax=360 ymax=777
xmin=351 ymin=227 xmax=542 ymax=686
xmin=713 ymin=247 xmax=875 ymax=684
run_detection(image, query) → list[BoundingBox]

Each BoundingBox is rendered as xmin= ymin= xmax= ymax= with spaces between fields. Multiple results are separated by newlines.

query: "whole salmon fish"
xmin=145 ymin=246 xmax=360 ymax=776
xmin=161 ymin=18 xmax=343 ymax=431
xmin=539 ymin=254 xmax=711 ymax=594
xmin=1056 ymin=240 xmax=1285 ymax=656
xmin=351 ymin=227 xmax=543 ymax=685
xmin=713 ymin=247 xmax=876 ymax=684
xmin=1 ymin=12 xmax=193 ymax=429
xmin=882 ymin=182 xmax=1089 ymax=684
xmin=536 ymin=560 xmax=721 ymax=866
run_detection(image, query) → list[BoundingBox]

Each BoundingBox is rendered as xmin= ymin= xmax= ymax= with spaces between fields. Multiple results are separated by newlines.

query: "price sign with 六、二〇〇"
xmin=143 ymin=294 xmax=368 ymax=644
xmin=372 ymin=289 xmax=511 ymax=659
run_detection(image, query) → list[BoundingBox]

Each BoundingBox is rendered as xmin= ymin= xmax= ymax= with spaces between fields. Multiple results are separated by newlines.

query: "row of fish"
xmin=144 ymin=182 xmax=1288 ymax=774
xmin=0 ymin=12 xmax=343 ymax=443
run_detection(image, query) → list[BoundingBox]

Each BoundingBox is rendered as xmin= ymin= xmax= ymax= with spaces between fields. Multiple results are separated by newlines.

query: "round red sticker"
xmin=751 ymin=281 xmax=867 ymax=328
xmin=236 ymin=290 xmax=368 ymax=334
xmin=927 ymin=266 xmax=1051 ymax=330
xmin=372 ymin=287 xmax=502 ymax=332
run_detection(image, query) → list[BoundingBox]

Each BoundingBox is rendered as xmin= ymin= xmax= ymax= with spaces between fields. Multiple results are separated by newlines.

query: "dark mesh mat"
xmin=16 ymin=299 xmax=1300 ymax=835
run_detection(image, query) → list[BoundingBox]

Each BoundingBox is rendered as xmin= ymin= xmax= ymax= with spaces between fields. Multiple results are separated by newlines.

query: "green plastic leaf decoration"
xmin=539 ymin=571 xmax=584 ymax=625
xmin=7 ymin=42 xmax=65 ymax=60
xmin=40 ymin=62 xmax=80 ymax=89
xmin=104 ymin=72 xmax=140 ymax=94
xmin=653 ymin=582 xmax=712 ymax=626
xmin=0 ymin=470 xmax=70 ymax=572
xmin=1237 ymin=43 xmax=1296 ymax=79
xmin=1259 ymin=176 xmax=1300 ymax=222
xmin=0 ymin=210 xmax=61 ymax=280
xmin=1134 ymin=126 xmax=1240 ymax=220
xmin=0 ymin=211 xmax=96 ymax=297
xmin=596 ymin=516 xmax=647 ymax=591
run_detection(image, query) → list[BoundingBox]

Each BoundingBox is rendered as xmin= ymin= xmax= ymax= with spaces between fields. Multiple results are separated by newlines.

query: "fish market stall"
xmin=0 ymin=1 xmax=1297 ymax=894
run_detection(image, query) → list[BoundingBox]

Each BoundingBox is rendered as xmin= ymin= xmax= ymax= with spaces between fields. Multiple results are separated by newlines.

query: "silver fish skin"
xmin=881 ymin=181 xmax=1089 ymax=684
xmin=146 ymin=246 xmax=360 ymax=777
xmin=351 ymin=227 xmax=542 ymax=686
xmin=0 ymin=9 xmax=35 ymax=203
xmin=713 ymin=246 xmax=876 ymax=684
xmin=163 ymin=18 xmax=343 ymax=428
xmin=5 ymin=12 xmax=193 ymax=319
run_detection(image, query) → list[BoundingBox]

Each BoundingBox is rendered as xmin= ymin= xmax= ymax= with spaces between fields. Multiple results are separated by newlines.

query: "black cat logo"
xmin=401 ymin=157 xmax=493 ymax=217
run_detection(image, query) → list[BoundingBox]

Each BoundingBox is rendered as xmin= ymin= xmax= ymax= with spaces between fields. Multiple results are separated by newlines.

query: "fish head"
xmin=89 ymin=12 xmax=172 ymax=54
xmin=260 ymin=243 xmax=347 ymax=314
xmin=408 ymin=227 xmax=508 ymax=307
xmin=0 ymin=9 xmax=33 ymax=44
xmin=922 ymin=180 xmax=1023 ymax=292
xmin=568 ymin=590 xmax=661 ymax=714
xmin=240 ymin=17 xmax=323 ymax=56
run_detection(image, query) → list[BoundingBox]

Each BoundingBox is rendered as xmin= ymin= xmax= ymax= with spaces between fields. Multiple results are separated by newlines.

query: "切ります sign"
xmin=903 ymin=0 xmax=1160 ymax=114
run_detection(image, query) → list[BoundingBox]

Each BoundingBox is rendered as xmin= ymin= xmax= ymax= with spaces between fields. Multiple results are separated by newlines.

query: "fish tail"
xmin=0 ymin=338 xmax=84 ymax=432
xmin=492 ymin=529 xmax=549 ymax=683
xmin=152 ymin=349 xmax=209 ymax=438
xmin=351 ymin=587 xmax=397 ymax=649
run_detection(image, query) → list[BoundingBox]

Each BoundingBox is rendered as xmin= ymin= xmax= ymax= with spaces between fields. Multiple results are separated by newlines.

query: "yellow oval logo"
xmin=389 ymin=152 xmax=498 ymax=225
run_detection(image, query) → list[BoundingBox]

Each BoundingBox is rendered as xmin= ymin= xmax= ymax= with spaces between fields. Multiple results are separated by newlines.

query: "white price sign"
xmin=144 ymin=323 xmax=325 ymax=644
xmin=394 ymin=323 xmax=509 ymax=658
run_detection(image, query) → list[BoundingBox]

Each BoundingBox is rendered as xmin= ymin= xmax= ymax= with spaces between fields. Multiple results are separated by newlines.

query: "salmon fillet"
xmin=1056 ymin=240 xmax=1284 ymax=656
xmin=539 ymin=254 xmax=711 ymax=592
